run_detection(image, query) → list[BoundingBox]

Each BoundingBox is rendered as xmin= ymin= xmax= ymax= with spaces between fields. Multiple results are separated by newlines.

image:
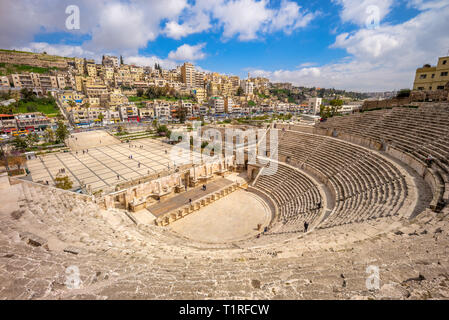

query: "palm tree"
xmin=98 ymin=112 xmax=104 ymax=126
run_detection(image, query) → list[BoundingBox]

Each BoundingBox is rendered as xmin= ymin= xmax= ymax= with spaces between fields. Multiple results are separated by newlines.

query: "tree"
xmin=329 ymin=99 xmax=343 ymax=116
xmin=68 ymin=100 xmax=76 ymax=109
xmin=8 ymin=154 xmax=26 ymax=171
xmin=55 ymin=121 xmax=69 ymax=143
xmin=157 ymin=125 xmax=171 ymax=137
xmin=54 ymin=174 xmax=73 ymax=190
xmin=136 ymin=88 xmax=144 ymax=97
xmin=397 ymin=89 xmax=411 ymax=98
xmin=44 ymin=128 xmax=55 ymax=143
xmin=98 ymin=112 xmax=104 ymax=125
xmin=320 ymin=99 xmax=343 ymax=119
xmin=20 ymin=88 xmax=35 ymax=102
xmin=12 ymin=137 xmax=28 ymax=150
xmin=177 ymin=106 xmax=187 ymax=124
xmin=236 ymin=87 xmax=244 ymax=96
xmin=25 ymin=133 xmax=39 ymax=148
xmin=120 ymin=55 xmax=124 ymax=65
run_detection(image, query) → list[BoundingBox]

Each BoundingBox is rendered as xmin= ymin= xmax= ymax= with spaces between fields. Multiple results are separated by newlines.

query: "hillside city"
xmin=0 ymin=48 xmax=386 ymax=142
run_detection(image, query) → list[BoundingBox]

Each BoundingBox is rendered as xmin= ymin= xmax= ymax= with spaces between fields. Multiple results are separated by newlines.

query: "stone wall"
xmin=362 ymin=87 xmax=449 ymax=111
xmin=0 ymin=51 xmax=71 ymax=69
xmin=361 ymin=97 xmax=412 ymax=111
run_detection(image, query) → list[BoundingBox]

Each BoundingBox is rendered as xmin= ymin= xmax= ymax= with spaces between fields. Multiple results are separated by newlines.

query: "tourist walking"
xmin=425 ymin=154 xmax=434 ymax=167
xmin=304 ymin=221 xmax=309 ymax=233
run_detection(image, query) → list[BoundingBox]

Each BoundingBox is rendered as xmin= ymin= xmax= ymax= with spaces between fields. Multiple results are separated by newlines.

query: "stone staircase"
xmin=1 ymin=177 xmax=449 ymax=299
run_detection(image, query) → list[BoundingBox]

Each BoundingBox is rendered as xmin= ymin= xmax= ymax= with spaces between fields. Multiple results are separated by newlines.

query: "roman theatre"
xmin=1 ymin=103 xmax=449 ymax=299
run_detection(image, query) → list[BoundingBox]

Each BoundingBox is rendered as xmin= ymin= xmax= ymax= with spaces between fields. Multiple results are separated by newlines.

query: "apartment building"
xmin=192 ymin=87 xmax=207 ymax=104
xmin=118 ymin=105 xmax=140 ymax=122
xmin=138 ymin=107 xmax=154 ymax=122
xmin=181 ymin=62 xmax=195 ymax=87
xmin=240 ymin=80 xmax=254 ymax=95
xmin=102 ymin=55 xmax=119 ymax=68
xmin=181 ymin=62 xmax=204 ymax=89
xmin=8 ymin=73 xmax=37 ymax=89
xmin=308 ymin=97 xmax=322 ymax=115
xmin=15 ymin=113 xmax=53 ymax=132
xmin=105 ymin=110 xmax=121 ymax=124
xmin=153 ymin=104 xmax=171 ymax=120
xmin=413 ymin=55 xmax=449 ymax=91
xmin=0 ymin=114 xmax=18 ymax=134
xmin=59 ymin=90 xmax=85 ymax=105
xmin=84 ymin=84 xmax=108 ymax=97
xmin=8 ymin=73 xmax=61 ymax=93
xmin=209 ymin=96 xmax=225 ymax=114
xmin=86 ymin=62 xmax=97 ymax=78
xmin=224 ymin=97 xmax=234 ymax=113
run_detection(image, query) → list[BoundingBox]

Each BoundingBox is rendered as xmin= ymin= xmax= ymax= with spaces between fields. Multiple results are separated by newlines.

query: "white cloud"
xmin=0 ymin=0 xmax=189 ymax=55
xmin=0 ymin=0 xmax=317 ymax=60
xmin=163 ymin=0 xmax=216 ymax=39
xmin=267 ymin=0 xmax=316 ymax=34
xmin=333 ymin=0 xmax=393 ymax=26
xmin=168 ymin=43 xmax=207 ymax=61
xmin=407 ymin=0 xmax=449 ymax=10
xmin=213 ymin=0 xmax=272 ymax=41
xmin=251 ymin=3 xmax=449 ymax=91
xmin=163 ymin=0 xmax=317 ymax=41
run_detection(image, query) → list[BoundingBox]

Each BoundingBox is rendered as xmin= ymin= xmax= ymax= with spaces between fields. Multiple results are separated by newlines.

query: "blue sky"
xmin=1 ymin=0 xmax=449 ymax=91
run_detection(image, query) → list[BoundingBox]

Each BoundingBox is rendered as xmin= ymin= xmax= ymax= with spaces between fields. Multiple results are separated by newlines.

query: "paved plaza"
xmin=148 ymin=178 xmax=234 ymax=217
xmin=27 ymin=137 xmax=204 ymax=192
xmin=65 ymin=130 xmax=121 ymax=151
xmin=169 ymin=189 xmax=271 ymax=243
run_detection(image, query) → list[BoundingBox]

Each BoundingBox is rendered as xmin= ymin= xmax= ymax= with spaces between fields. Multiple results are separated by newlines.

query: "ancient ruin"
xmin=1 ymin=102 xmax=449 ymax=299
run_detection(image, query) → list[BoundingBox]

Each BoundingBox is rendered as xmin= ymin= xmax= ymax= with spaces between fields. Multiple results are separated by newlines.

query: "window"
xmin=437 ymin=86 xmax=445 ymax=90
xmin=419 ymin=74 xmax=427 ymax=79
xmin=418 ymin=87 xmax=424 ymax=90
xmin=431 ymin=74 xmax=435 ymax=78
xmin=429 ymin=87 xmax=432 ymax=90
xmin=443 ymin=60 xmax=447 ymax=65
xmin=441 ymin=72 xmax=448 ymax=76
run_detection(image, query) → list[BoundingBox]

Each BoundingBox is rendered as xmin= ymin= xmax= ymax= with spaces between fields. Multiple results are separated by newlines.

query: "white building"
xmin=154 ymin=105 xmax=171 ymax=120
xmin=240 ymin=80 xmax=254 ymax=95
xmin=308 ymin=97 xmax=322 ymax=115
xmin=340 ymin=104 xmax=362 ymax=115
xmin=209 ymin=96 xmax=225 ymax=114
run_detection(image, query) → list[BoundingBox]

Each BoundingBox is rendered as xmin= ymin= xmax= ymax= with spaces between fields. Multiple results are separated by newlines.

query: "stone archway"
xmin=247 ymin=164 xmax=261 ymax=181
